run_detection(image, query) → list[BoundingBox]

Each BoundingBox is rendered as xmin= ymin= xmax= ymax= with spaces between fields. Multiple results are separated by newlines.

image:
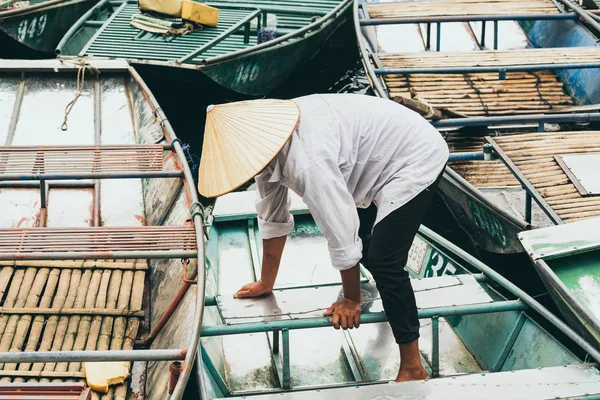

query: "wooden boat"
xmin=0 ymin=58 xmax=204 ymax=399
xmin=520 ymin=217 xmax=600 ymax=349
xmin=194 ymin=190 xmax=600 ymax=398
xmin=354 ymin=0 xmax=600 ymax=254
xmin=54 ymin=0 xmax=352 ymax=96
xmin=0 ymin=0 xmax=100 ymax=57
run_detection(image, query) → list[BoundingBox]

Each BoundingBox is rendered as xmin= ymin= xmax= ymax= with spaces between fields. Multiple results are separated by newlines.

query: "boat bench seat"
xmin=378 ymin=47 xmax=600 ymax=117
xmin=0 ymin=145 xmax=179 ymax=180
xmin=215 ymin=274 xmax=494 ymax=325
xmin=212 ymin=364 xmax=600 ymax=399
xmin=378 ymin=47 xmax=600 ymax=70
xmin=0 ymin=226 xmax=197 ymax=260
xmin=365 ymin=0 xmax=560 ymax=19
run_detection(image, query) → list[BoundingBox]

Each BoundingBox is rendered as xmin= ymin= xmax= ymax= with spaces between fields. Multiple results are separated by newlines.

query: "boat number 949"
xmin=17 ymin=14 xmax=47 ymax=42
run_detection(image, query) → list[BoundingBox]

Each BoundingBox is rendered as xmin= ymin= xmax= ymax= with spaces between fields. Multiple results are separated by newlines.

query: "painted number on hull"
xmin=424 ymin=251 xmax=457 ymax=278
xmin=234 ymin=62 xmax=260 ymax=84
xmin=407 ymin=237 xmax=428 ymax=274
xmin=468 ymin=199 xmax=509 ymax=248
xmin=17 ymin=14 xmax=47 ymax=42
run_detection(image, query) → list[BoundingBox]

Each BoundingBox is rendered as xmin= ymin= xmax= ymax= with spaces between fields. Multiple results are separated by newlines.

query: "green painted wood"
xmin=78 ymin=0 xmax=343 ymax=63
xmin=83 ymin=3 xmax=258 ymax=61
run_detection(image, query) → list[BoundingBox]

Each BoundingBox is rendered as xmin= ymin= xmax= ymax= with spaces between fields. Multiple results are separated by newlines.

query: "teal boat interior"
xmin=520 ymin=217 xmax=600 ymax=347
xmin=56 ymin=0 xmax=348 ymax=65
xmin=196 ymin=190 xmax=600 ymax=399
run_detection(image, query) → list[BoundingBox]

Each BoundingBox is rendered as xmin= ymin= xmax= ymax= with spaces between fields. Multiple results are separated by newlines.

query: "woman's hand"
xmin=233 ymin=280 xmax=273 ymax=298
xmin=323 ymin=298 xmax=361 ymax=329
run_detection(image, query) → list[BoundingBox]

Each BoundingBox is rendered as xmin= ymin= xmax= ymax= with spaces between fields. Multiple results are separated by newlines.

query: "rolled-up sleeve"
xmin=297 ymin=160 xmax=362 ymax=271
xmin=255 ymin=171 xmax=294 ymax=240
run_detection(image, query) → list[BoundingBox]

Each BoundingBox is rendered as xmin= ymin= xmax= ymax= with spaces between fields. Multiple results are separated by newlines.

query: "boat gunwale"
xmin=0 ymin=0 xmax=91 ymax=19
xmin=56 ymin=0 xmax=353 ymax=67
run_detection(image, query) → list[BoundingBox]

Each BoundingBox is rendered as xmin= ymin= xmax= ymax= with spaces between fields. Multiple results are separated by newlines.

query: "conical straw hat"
xmin=197 ymin=99 xmax=300 ymax=198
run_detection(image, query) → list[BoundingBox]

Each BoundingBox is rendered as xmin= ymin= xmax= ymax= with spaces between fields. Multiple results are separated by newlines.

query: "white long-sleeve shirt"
xmin=254 ymin=94 xmax=449 ymax=271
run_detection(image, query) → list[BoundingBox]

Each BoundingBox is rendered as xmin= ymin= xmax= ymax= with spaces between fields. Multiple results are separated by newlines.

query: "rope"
xmin=464 ymin=73 xmax=490 ymax=116
xmin=529 ymin=72 xmax=552 ymax=109
xmin=131 ymin=13 xmax=200 ymax=36
xmin=60 ymin=59 xmax=100 ymax=132
xmin=182 ymin=143 xmax=200 ymax=177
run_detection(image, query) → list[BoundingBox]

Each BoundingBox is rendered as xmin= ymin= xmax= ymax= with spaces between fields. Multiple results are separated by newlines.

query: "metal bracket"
xmin=432 ymin=316 xmax=440 ymax=378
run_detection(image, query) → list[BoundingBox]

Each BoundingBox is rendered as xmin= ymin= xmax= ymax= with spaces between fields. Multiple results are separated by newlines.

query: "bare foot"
xmin=395 ymin=365 xmax=429 ymax=382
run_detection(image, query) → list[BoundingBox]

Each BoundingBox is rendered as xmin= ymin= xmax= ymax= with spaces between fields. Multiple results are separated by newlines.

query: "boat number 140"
xmin=17 ymin=14 xmax=47 ymax=42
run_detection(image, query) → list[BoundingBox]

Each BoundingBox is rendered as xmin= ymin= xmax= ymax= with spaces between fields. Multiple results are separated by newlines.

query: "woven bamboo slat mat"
xmin=387 ymin=71 xmax=573 ymax=116
xmin=491 ymin=131 xmax=600 ymax=223
xmin=378 ymin=47 xmax=600 ymax=68
xmin=447 ymin=135 xmax=520 ymax=187
xmin=0 ymin=259 xmax=146 ymax=399
xmin=366 ymin=0 xmax=558 ymax=18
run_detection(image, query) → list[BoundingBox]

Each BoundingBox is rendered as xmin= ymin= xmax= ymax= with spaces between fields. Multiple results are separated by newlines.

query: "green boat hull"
xmin=537 ymin=265 xmax=600 ymax=349
xmin=520 ymin=220 xmax=600 ymax=350
xmin=200 ymin=7 xmax=350 ymax=95
xmin=0 ymin=0 xmax=97 ymax=55
xmin=438 ymin=169 xmax=531 ymax=254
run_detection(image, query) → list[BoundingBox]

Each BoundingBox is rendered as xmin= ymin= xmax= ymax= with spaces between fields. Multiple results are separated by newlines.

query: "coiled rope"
xmin=131 ymin=13 xmax=199 ymax=36
xmin=60 ymin=58 xmax=100 ymax=132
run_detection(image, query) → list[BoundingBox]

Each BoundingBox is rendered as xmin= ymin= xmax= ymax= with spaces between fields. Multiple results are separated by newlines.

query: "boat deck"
xmin=487 ymin=131 xmax=600 ymax=224
xmin=79 ymin=0 xmax=344 ymax=63
xmin=447 ymin=135 xmax=519 ymax=188
xmin=82 ymin=3 xmax=261 ymax=63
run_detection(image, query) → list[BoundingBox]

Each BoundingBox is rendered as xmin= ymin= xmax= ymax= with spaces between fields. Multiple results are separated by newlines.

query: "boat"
xmin=0 ymin=58 xmax=205 ymax=399
xmin=0 ymin=0 xmax=100 ymax=57
xmin=354 ymin=0 xmax=600 ymax=255
xmin=193 ymin=189 xmax=600 ymax=398
xmin=54 ymin=0 xmax=353 ymax=96
xmin=519 ymin=217 xmax=600 ymax=349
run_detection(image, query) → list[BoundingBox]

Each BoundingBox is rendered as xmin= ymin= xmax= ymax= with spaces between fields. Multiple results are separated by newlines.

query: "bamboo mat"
xmin=0 ymin=259 xmax=147 ymax=399
xmin=366 ymin=0 xmax=559 ymax=18
xmin=447 ymin=135 xmax=520 ymax=187
xmin=378 ymin=47 xmax=600 ymax=68
xmin=491 ymin=131 xmax=600 ymax=223
xmin=386 ymin=71 xmax=574 ymax=116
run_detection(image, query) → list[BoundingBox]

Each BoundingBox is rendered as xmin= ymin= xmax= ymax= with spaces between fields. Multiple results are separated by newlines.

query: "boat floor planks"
xmin=490 ymin=131 xmax=600 ymax=224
